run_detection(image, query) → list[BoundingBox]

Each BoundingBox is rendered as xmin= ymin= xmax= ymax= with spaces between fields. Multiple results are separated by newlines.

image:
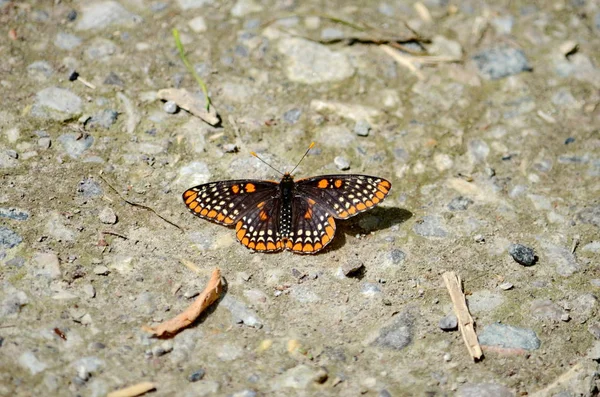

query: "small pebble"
xmin=439 ymin=314 xmax=458 ymax=331
xmin=443 ymin=353 xmax=452 ymax=362
xmin=188 ymin=368 xmax=206 ymax=382
xmin=561 ymin=313 xmax=571 ymax=322
xmin=98 ymin=207 xmax=117 ymax=224
xmin=38 ymin=137 xmax=51 ymax=149
xmin=83 ymin=284 xmax=96 ymax=298
xmin=223 ymin=144 xmax=238 ymax=153
xmin=152 ymin=340 xmax=173 ymax=356
xmin=354 ymin=120 xmax=371 ymax=137
xmin=164 ymin=100 xmax=178 ymax=114
xmin=341 ymin=261 xmax=364 ymax=277
xmin=93 ymin=265 xmax=110 ymax=276
xmin=508 ymin=243 xmax=536 ymax=266
xmin=499 ymin=282 xmax=513 ymax=290
xmin=474 ymin=234 xmax=485 ymax=243
xmin=334 ymin=156 xmax=350 ymax=170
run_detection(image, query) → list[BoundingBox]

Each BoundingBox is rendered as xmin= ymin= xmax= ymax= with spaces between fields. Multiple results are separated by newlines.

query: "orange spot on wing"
xmin=285 ymin=240 xmax=293 ymax=249
xmin=328 ymin=217 xmax=335 ymax=227
xmin=224 ymin=217 xmax=234 ymax=224
xmin=237 ymin=228 xmax=246 ymax=240
xmin=194 ymin=205 xmax=202 ymax=213
xmin=379 ymin=180 xmax=391 ymax=188
xmin=207 ymin=210 xmax=217 ymax=218
xmin=201 ymin=208 xmax=209 ymax=216
xmin=302 ymin=243 xmax=314 ymax=252
xmin=356 ymin=202 xmax=366 ymax=211
xmin=245 ymin=183 xmax=256 ymax=193
xmin=314 ymin=242 xmax=323 ymax=251
xmin=257 ymin=201 xmax=266 ymax=208
xmin=321 ymin=234 xmax=330 ymax=245
xmin=236 ymin=221 xmax=243 ymax=231
xmin=267 ymin=242 xmax=277 ymax=250
xmin=216 ymin=213 xmax=225 ymax=221
xmin=365 ymin=200 xmax=374 ymax=207
xmin=375 ymin=191 xmax=385 ymax=199
xmin=256 ymin=242 xmax=266 ymax=250
xmin=304 ymin=207 xmax=313 ymax=219
xmin=188 ymin=201 xmax=198 ymax=210
xmin=248 ymin=241 xmax=256 ymax=249
xmin=307 ymin=198 xmax=316 ymax=205
xmin=185 ymin=193 xmax=198 ymax=204
xmin=183 ymin=190 xmax=195 ymax=199
xmin=293 ymin=242 xmax=302 ymax=251
xmin=334 ymin=179 xmax=342 ymax=188
xmin=372 ymin=196 xmax=380 ymax=204
xmin=232 ymin=185 xmax=240 ymax=194
xmin=318 ymin=179 xmax=328 ymax=189
xmin=242 ymin=237 xmax=249 ymax=246
xmin=348 ymin=206 xmax=356 ymax=215
xmin=325 ymin=225 xmax=335 ymax=238
xmin=338 ymin=210 xmax=348 ymax=218
xmin=259 ymin=210 xmax=268 ymax=221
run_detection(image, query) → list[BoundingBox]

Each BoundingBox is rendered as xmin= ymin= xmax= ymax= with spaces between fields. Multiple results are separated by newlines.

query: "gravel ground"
xmin=1 ymin=1 xmax=600 ymax=396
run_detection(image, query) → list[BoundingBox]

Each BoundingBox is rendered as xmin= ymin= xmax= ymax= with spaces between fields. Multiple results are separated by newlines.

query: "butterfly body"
xmin=183 ymin=173 xmax=391 ymax=254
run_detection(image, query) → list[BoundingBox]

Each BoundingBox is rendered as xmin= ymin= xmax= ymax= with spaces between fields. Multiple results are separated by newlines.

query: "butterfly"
xmin=182 ymin=143 xmax=391 ymax=254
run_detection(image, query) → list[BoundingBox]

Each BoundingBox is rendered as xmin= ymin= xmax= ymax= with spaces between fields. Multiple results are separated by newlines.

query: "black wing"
xmin=234 ymin=196 xmax=284 ymax=252
xmin=182 ymin=180 xmax=279 ymax=226
xmin=295 ymin=174 xmax=391 ymax=219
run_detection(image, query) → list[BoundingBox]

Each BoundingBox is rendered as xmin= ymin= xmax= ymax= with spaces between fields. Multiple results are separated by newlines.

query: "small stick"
xmin=142 ymin=268 xmax=222 ymax=337
xmin=107 ymin=382 xmax=156 ymax=397
xmin=68 ymin=70 xmax=96 ymax=89
xmin=98 ymin=174 xmax=183 ymax=232
xmin=380 ymin=45 xmax=425 ymax=80
xmin=102 ymin=231 xmax=129 ymax=240
xmin=442 ymin=271 xmax=483 ymax=361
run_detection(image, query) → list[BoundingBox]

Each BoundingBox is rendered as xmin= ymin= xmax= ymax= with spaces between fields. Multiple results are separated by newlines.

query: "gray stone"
xmin=163 ymin=100 xmax=178 ymax=114
xmin=361 ymin=282 xmax=382 ymax=297
xmin=439 ymin=314 xmax=458 ymax=331
xmin=341 ymin=261 xmax=364 ymax=277
xmin=188 ymin=369 xmax=206 ymax=382
xmin=589 ymin=323 xmax=600 ymax=339
xmin=177 ymin=0 xmax=214 ymax=10
xmin=188 ymin=16 xmax=207 ymax=33
xmin=578 ymin=205 xmax=600 ymax=228
xmin=413 ymin=215 xmax=448 ymax=238
xmin=58 ymin=133 xmax=94 ymax=159
xmin=231 ymin=0 xmax=263 ymax=17
xmin=0 ymin=227 xmax=22 ymax=249
xmin=45 ymin=212 xmax=75 ymax=242
xmin=354 ymin=120 xmax=371 ymax=137
xmin=103 ymin=72 xmax=124 ymax=86
xmin=93 ymin=266 xmax=110 ymax=276
xmin=220 ymin=295 xmax=263 ymax=328
xmin=88 ymin=109 xmax=118 ymax=129
xmin=316 ymin=125 xmax=356 ymax=148
xmin=458 ymin=383 xmax=514 ymax=397
xmin=283 ymin=108 xmax=302 ymax=124
xmin=32 ymin=87 xmax=82 ymax=120
xmin=541 ymin=242 xmax=581 ymax=277
xmin=387 ymin=249 xmax=406 ymax=266
xmin=78 ymin=178 xmax=103 ymax=198
xmin=1 ymin=286 xmax=28 ymax=316
xmin=33 ymin=252 xmax=61 ymax=280
xmin=468 ymin=139 xmax=490 ymax=164
xmin=18 ymin=351 xmax=47 ymax=375
xmin=277 ymin=38 xmax=354 ymax=84
xmin=216 ymin=343 xmax=243 ymax=361
xmin=6 ymin=257 xmax=25 ymax=268
xmin=472 ymin=47 xmax=532 ymax=80
xmin=0 ymin=150 xmax=18 ymax=168
xmin=27 ymin=61 xmax=54 ymax=80
xmin=85 ymin=38 xmax=118 ymax=61
xmin=369 ymin=310 xmax=413 ymax=350
xmin=478 ymin=323 xmax=541 ymax=350
xmin=54 ymin=32 xmax=82 ymax=50
xmin=98 ymin=207 xmax=117 ymax=224
xmin=448 ymin=196 xmax=473 ymax=211
xmin=333 ymin=156 xmax=350 ymax=170
xmin=176 ymin=162 xmax=211 ymax=188
xmin=467 ymin=290 xmax=505 ymax=313
xmin=0 ymin=208 xmax=29 ymax=221
xmin=271 ymin=365 xmax=328 ymax=390
xmin=530 ymin=299 xmax=566 ymax=322
xmin=290 ymin=285 xmax=320 ymax=303
xmin=152 ymin=340 xmax=174 ymax=356
xmin=509 ymin=243 xmax=536 ymax=266
xmin=76 ymin=1 xmax=141 ymax=30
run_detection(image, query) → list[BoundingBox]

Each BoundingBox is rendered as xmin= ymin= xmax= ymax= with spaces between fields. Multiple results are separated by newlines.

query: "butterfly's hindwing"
xmin=285 ymin=196 xmax=336 ymax=254
xmin=235 ymin=197 xmax=283 ymax=252
xmin=182 ymin=180 xmax=279 ymax=226
xmin=295 ymin=175 xmax=391 ymax=219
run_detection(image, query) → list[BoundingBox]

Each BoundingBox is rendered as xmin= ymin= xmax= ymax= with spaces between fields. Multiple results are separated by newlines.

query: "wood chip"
xmin=442 ymin=271 xmax=483 ymax=361
xmin=380 ymin=45 xmax=425 ymax=80
xmin=143 ymin=268 xmax=222 ymax=337
xmin=107 ymin=382 xmax=156 ymax=397
xmin=157 ymin=88 xmax=219 ymax=126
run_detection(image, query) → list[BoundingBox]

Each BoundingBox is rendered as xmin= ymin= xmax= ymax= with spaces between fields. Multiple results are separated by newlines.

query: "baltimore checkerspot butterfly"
xmin=182 ymin=143 xmax=391 ymax=254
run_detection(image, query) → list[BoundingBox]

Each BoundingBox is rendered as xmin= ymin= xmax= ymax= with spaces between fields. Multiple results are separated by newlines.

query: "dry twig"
xmin=143 ymin=268 xmax=223 ymax=337
xmin=442 ymin=271 xmax=483 ymax=361
xmin=106 ymin=382 xmax=156 ymax=397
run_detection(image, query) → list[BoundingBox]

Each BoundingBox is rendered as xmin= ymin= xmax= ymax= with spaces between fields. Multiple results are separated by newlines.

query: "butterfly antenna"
xmin=289 ymin=142 xmax=315 ymax=175
xmin=250 ymin=151 xmax=285 ymax=176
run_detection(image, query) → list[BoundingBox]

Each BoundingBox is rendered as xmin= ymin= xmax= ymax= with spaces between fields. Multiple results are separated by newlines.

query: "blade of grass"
xmin=172 ymin=28 xmax=211 ymax=111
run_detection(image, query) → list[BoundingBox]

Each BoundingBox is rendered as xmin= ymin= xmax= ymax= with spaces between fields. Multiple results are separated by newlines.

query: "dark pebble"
xmin=448 ymin=196 xmax=474 ymax=211
xmin=0 ymin=208 xmax=29 ymax=221
xmin=66 ymin=9 xmax=77 ymax=21
xmin=388 ymin=249 xmax=406 ymax=265
xmin=188 ymin=369 xmax=206 ymax=382
xmin=472 ymin=47 xmax=532 ymax=80
xmin=0 ymin=227 xmax=22 ymax=249
xmin=439 ymin=314 xmax=458 ymax=331
xmin=565 ymin=137 xmax=575 ymax=144
xmin=508 ymin=243 xmax=536 ymax=266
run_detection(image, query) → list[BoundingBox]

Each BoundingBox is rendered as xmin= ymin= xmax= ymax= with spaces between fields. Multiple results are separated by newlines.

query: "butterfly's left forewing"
xmin=182 ymin=180 xmax=279 ymax=225
xmin=295 ymin=174 xmax=391 ymax=219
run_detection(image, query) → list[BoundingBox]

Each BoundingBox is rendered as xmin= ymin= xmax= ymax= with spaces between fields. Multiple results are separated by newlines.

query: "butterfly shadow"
xmin=320 ymin=207 xmax=413 ymax=255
